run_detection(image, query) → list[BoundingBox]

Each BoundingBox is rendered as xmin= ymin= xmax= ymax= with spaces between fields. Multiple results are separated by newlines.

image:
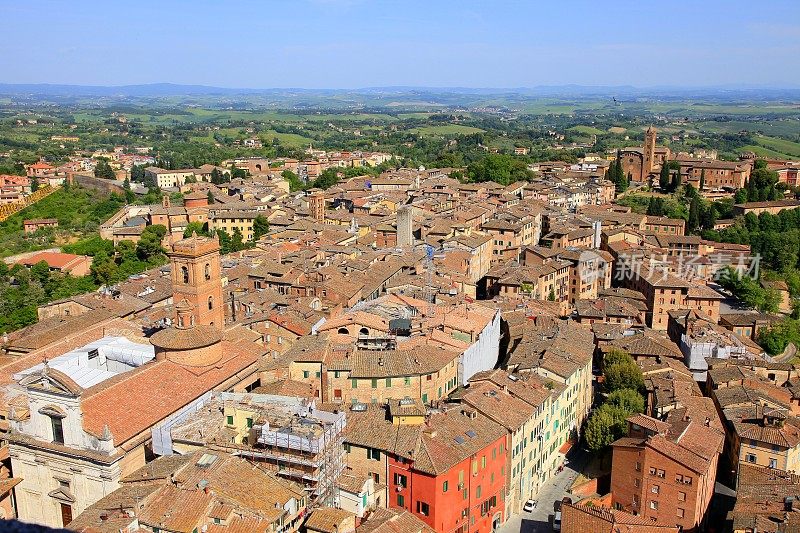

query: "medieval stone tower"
xmin=309 ymin=191 xmax=325 ymax=223
xmin=169 ymin=233 xmax=225 ymax=327
xmin=644 ymin=126 xmax=657 ymax=175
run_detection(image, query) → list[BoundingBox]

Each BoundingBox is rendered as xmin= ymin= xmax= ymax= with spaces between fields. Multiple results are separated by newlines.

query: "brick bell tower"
xmin=169 ymin=232 xmax=225 ymax=327
xmin=644 ymin=125 xmax=657 ymax=176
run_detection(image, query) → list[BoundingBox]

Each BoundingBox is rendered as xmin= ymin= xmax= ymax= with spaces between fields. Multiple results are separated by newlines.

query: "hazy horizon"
xmin=1 ymin=0 xmax=798 ymax=89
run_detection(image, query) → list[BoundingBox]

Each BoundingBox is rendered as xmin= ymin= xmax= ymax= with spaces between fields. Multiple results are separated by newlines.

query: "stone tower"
xmin=397 ymin=205 xmax=413 ymax=247
xmin=309 ymin=191 xmax=325 ymax=223
xmin=169 ymin=233 xmax=225 ymax=327
xmin=644 ymin=126 xmax=657 ymax=176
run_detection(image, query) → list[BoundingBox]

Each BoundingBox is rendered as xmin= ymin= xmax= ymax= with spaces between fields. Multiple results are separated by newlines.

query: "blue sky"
xmin=1 ymin=0 xmax=798 ymax=88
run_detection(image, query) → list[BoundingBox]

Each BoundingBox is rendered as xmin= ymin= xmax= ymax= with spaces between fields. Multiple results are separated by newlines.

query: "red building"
xmin=610 ymin=414 xmax=724 ymax=532
xmin=388 ymin=407 xmax=508 ymax=533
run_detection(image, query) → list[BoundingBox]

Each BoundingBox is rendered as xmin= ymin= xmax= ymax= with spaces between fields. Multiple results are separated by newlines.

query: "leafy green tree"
xmin=136 ymin=225 xmax=167 ymax=260
xmin=90 ymin=252 xmax=118 ymax=285
xmin=30 ymin=261 xmax=51 ymax=285
xmin=252 ymin=215 xmax=270 ymax=241
xmin=734 ymin=188 xmax=748 ymax=204
xmin=606 ymin=388 xmax=645 ymax=414
xmin=548 ymin=288 xmax=556 ymax=301
xmin=659 ymin=164 xmax=670 ymax=191
xmin=183 ymin=221 xmax=209 ymax=238
xmin=207 ymin=191 xmax=215 ymax=205
xmin=231 ymin=227 xmax=245 ymax=252
xmin=312 ymin=168 xmax=342 ymax=190
xmin=670 ymin=166 xmax=681 ymax=191
xmin=281 ymin=169 xmax=306 ymax=192
xmin=30 ymin=178 xmax=39 ymax=193
xmin=94 ymin=159 xmax=116 ymax=180
xmin=603 ymin=349 xmax=644 ymax=392
xmin=687 ymin=196 xmax=700 ymax=233
xmin=466 ymin=154 xmax=533 ymax=186
xmin=584 ymin=404 xmax=631 ymax=452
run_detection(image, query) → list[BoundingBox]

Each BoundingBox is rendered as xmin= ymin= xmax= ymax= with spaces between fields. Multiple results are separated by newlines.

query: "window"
xmin=417 ymin=501 xmax=430 ymax=516
xmin=397 ymin=494 xmax=404 ymax=507
xmin=394 ymin=473 xmax=407 ymax=487
xmin=649 ymin=500 xmax=658 ymax=510
xmin=635 ymin=462 xmax=642 ymax=472
xmin=770 ymin=458 xmax=778 ymax=469
xmin=386 ymin=378 xmax=392 ymax=387
xmin=422 ymin=393 xmax=428 ymax=404
xmin=205 ymin=263 xmax=211 ymax=280
xmin=352 ymin=379 xmax=358 ymax=389
xmin=303 ymin=371 xmax=310 ymax=379
xmin=443 ymin=480 xmax=448 ymax=493
xmin=371 ymin=379 xmax=378 ymax=389
xmin=181 ymin=266 xmax=189 ymax=284
xmin=368 ymin=448 xmax=381 ymax=461
xmin=334 ymin=371 xmax=340 ymax=379
xmin=678 ymin=491 xmax=686 ymax=502
xmin=656 ymin=469 xmax=665 ymax=478
xmin=50 ymin=415 xmax=64 ymax=444
xmin=476 ymin=485 xmax=482 ymax=498
xmin=343 ymin=443 xmax=351 ymax=453
xmin=208 ymin=296 xmax=214 ymax=310
xmin=649 ymin=467 xmax=656 ymax=475
xmin=226 ymin=415 xmax=234 ymax=425
xmin=683 ymin=476 xmax=692 ymax=485
xmin=677 ymin=508 xmax=685 ymax=518
xmin=651 ymin=485 xmax=659 ymax=494
xmin=634 ymin=478 xmax=640 ymax=488
xmin=404 ymin=377 xmax=411 ymax=386
xmin=246 ymin=417 xmax=253 ymax=428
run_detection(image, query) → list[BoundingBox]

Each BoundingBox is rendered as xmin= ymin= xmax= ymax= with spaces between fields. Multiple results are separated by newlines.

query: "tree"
xmin=30 ymin=260 xmax=51 ymax=285
xmin=90 ymin=252 xmax=118 ymax=285
xmin=687 ymin=196 xmax=701 ymax=233
xmin=603 ymin=349 xmax=644 ymax=392
xmin=30 ymin=178 xmax=39 ymax=193
xmin=281 ymin=169 xmax=306 ymax=192
xmin=252 ymin=215 xmax=270 ymax=241
xmin=734 ymin=188 xmax=748 ymax=204
xmin=606 ymin=388 xmax=645 ymax=414
xmin=312 ymin=168 xmax=342 ymax=190
xmin=136 ymin=225 xmax=167 ymax=260
xmin=548 ymin=288 xmax=556 ymax=301
xmin=584 ymin=404 xmax=631 ymax=452
xmin=207 ymin=190 xmax=215 ymax=205
xmin=94 ymin=159 xmax=116 ymax=180
xmin=466 ymin=154 xmax=533 ymax=186
xmin=699 ymin=169 xmax=706 ymax=191
xmin=231 ymin=227 xmax=245 ymax=252
xmin=659 ymin=164 xmax=671 ymax=191
xmin=183 ymin=221 xmax=209 ymax=238
xmin=670 ymin=166 xmax=681 ymax=191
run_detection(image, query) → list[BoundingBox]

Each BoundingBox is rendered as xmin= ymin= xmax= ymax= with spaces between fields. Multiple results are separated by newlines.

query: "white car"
xmin=523 ymin=499 xmax=537 ymax=512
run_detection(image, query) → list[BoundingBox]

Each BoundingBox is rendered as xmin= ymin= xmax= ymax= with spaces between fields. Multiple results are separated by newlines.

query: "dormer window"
xmin=51 ymin=417 xmax=64 ymax=444
xmin=39 ymin=406 xmax=66 ymax=444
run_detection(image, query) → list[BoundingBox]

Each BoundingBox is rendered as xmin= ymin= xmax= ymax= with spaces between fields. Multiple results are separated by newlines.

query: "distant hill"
xmin=0 ymin=83 xmax=798 ymax=99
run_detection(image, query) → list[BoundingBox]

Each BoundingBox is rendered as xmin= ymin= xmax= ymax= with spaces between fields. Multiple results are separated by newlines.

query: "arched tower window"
xmin=359 ymin=327 xmax=369 ymax=336
xmin=208 ymin=296 xmax=214 ymax=310
xmin=181 ymin=266 xmax=189 ymax=284
xmin=205 ymin=263 xmax=211 ymax=281
xmin=337 ymin=327 xmax=349 ymax=335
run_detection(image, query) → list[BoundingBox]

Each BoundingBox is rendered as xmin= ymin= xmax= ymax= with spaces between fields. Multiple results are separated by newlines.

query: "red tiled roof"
xmin=80 ymin=341 xmax=260 ymax=443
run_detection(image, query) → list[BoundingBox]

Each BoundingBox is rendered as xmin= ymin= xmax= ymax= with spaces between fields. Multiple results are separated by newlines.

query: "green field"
xmin=569 ymin=125 xmax=605 ymax=135
xmin=754 ymin=136 xmax=800 ymax=158
xmin=408 ymin=124 xmax=485 ymax=136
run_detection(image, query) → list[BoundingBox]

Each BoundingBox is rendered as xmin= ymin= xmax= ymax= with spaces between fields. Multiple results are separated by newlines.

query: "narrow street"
xmin=497 ymin=448 xmax=589 ymax=533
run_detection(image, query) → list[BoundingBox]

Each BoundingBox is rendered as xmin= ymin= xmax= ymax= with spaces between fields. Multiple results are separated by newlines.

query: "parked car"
xmin=523 ymin=499 xmax=537 ymax=512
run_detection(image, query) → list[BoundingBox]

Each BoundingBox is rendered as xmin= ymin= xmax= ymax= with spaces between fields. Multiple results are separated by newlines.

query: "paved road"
xmin=497 ymin=449 xmax=589 ymax=533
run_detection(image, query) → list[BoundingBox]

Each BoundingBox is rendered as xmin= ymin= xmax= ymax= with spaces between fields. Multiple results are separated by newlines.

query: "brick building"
xmin=610 ymin=414 xmax=724 ymax=531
